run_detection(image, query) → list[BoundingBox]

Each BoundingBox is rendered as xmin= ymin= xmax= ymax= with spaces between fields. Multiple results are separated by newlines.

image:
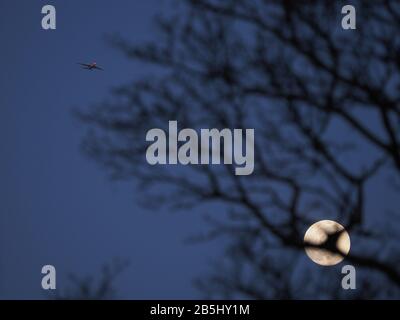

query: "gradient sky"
xmin=0 ymin=0 xmax=222 ymax=299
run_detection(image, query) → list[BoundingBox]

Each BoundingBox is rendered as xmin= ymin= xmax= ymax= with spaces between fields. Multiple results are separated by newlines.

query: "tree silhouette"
xmin=53 ymin=259 xmax=129 ymax=300
xmin=77 ymin=0 xmax=400 ymax=298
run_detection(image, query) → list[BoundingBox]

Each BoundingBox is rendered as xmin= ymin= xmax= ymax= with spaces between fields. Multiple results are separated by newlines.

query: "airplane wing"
xmin=94 ymin=66 xmax=104 ymax=71
xmin=77 ymin=63 xmax=91 ymax=67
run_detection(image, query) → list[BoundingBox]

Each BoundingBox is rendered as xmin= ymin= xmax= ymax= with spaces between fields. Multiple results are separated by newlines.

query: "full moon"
xmin=304 ymin=220 xmax=351 ymax=266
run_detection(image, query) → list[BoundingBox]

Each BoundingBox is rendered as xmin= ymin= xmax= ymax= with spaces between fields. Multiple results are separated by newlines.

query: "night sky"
xmin=1 ymin=0 xmax=399 ymax=300
xmin=0 ymin=0 xmax=221 ymax=299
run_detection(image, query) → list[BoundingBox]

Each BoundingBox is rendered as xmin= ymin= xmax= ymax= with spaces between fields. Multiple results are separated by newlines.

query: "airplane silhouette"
xmin=77 ymin=62 xmax=104 ymax=71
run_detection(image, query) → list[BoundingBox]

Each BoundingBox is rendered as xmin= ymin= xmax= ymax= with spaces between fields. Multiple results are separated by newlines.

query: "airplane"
xmin=77 ymin=62 xmax=104 ymax=71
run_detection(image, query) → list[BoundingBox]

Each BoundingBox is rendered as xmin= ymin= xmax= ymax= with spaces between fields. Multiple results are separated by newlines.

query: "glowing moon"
xmin=304 ymin=220 xmax=351 ymax=266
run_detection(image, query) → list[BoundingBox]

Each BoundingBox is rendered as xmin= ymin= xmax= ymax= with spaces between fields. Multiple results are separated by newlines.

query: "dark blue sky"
xmin=0 ymin=0 xmax=221 ymax=299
